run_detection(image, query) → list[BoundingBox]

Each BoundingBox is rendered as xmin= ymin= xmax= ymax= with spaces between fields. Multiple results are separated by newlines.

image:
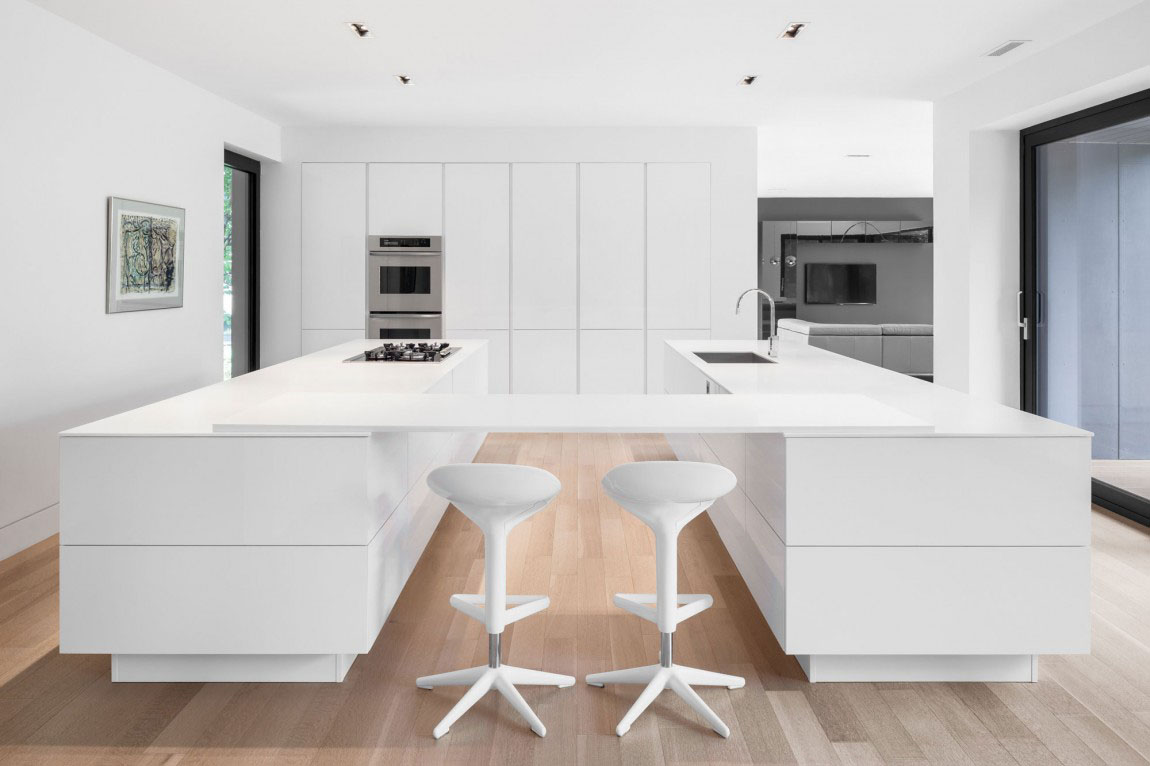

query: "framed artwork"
xmin=106 ymin=197 xmax=185 ymax=313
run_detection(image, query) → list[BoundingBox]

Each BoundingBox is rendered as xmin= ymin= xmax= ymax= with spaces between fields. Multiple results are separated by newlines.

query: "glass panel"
xmin=379 ymin=265 xmax=431 ymax=294
xmin=1036 ymin=113 xmax=1150 ymax=502
xmin=223 ymin=166 xmax=233 ymax=379
xmin=379 ymin=328 xmax=431 ymax=339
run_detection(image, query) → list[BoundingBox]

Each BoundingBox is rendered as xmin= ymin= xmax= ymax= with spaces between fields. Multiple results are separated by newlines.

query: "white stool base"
xmin=418 ymin=664 xmax=575 ymax=739
xmin=585 ymin=663 xmax=744 ymax=737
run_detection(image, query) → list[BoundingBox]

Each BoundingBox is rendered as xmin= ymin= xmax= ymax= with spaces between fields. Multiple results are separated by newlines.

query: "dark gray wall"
xmin=758 ymin=197 xmax=933 ymax=222
xmin=794 ymin=243 xmax=933 ymax=324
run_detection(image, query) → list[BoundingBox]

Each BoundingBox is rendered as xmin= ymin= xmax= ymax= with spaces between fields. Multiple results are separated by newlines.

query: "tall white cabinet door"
xmin=301 ymin=329 xmax=363 ymax=355
xmin=444 ymin=164 xmax=510 ymax=329
xmin=301 ymin=163 xmax=366 ymax=330
xmin=580 ymin=330 xmax=645 ymax=394
xmin=646 ymin=329 xmax=709 ymax=393
xmin=512 ymin=330 xmax=577 ymax=394
xmin=580 ymin=163 xmax=645 ymax=329
xmin=511 ymin=163 xmax=576 ymax=329
xmin=445 ymin=330 xmax=510 ymax=393
xmin=367 ymin=163 xmax=443 ymax=235
xmin=646 ymin=163 xmax=710 ymax=329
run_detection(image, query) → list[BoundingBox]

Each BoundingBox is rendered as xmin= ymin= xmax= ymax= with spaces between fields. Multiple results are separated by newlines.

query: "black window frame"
xmin=1020 ymin=86 xmax=1150 ymax=527
xmin=225 ymin=150 xmax=261 ymax=374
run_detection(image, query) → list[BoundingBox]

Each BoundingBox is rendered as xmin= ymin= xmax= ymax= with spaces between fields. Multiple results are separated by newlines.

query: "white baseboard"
xmin=0 ymin=504 xmax=58 ymax=561
xmin=797 ymin=654 xmax=1039 ymax=683
xmin=112 ymin=653 xmax=357 ymax=682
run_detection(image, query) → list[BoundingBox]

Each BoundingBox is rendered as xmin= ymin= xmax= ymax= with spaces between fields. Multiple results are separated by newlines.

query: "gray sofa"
xmin=778 ymin=319 xmax=933 ymax=377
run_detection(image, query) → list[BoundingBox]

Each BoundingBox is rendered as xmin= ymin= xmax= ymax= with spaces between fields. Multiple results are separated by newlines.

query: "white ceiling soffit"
xmin=757 ymin=99 xmax=933 ymax=197
xmin=26 ymin=0 xmax=1141 ymax=127
xmin=25 ymin=0 xmax=1141 ymax=198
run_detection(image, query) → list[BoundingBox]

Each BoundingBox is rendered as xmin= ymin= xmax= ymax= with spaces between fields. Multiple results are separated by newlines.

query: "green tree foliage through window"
xmin=223 ymin=166 xmax=233 ymax=379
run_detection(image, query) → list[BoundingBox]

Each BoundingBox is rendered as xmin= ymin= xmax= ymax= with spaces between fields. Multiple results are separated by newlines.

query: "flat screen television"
xmin=804 ymin=263 xmax=877 ymax=305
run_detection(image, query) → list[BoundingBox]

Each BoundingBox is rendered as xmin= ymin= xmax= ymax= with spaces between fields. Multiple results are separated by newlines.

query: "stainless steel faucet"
xmin=736 ymin=288 xmax=778 ymax=358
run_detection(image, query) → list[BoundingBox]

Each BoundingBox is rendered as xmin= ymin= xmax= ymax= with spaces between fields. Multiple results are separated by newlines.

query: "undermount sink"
xmin=694 ymin=351 xmax=776 ymax=364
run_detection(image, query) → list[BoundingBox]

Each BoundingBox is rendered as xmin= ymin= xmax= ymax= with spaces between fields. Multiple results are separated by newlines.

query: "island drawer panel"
xmin=745 ymin=433 xmax=786 ymax=541
xmin=783 ymin=545 xmax=1090 ymax=655
xmin=61 ymin=434 xmax=407 ymax=546
xmin=782 ymin=435 xmax=1091 ymax=546
xmin=407 ymin=374 xmax=454 ymax=486
xmin=60 ymin=544 xmax=370 ymax=655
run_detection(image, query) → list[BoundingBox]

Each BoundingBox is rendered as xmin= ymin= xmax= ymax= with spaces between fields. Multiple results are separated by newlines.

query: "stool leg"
xmin=416 ymin=665 xmax=487 ymax=689
xmin=675 ymin=665 xmax=746 ymax=690
xmin=615 ymin=668 xmax=671 ymax=737
xmin=432 ymin=669 xmax=495 ymax=740
xmin=503 ymin=666 xmax=576 ymax=687
xmin=585 ymin=664 xmax=660 ymax=687
xmin=494 ymin=674 xmax=547 ymax=737
xmin=667 ymin=673 xmax=730 ymax=738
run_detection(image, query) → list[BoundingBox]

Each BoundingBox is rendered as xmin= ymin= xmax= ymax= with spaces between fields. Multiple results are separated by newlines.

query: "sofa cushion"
xmin=777 ymin=319 xmax=881 ymax=336
xmin=880 ymin=323 xmax=933 ymax=336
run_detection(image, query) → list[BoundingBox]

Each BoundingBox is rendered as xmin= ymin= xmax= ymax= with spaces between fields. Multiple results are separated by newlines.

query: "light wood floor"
xmin=1094 ymin=460 xmax=1150 ymax=501
xmin=2 ymin=433 xmax=1150 ymax=765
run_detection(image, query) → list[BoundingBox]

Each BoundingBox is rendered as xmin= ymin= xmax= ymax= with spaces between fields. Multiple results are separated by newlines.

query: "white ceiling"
xmin=28 ymin=0 xmax=1143 ymax=195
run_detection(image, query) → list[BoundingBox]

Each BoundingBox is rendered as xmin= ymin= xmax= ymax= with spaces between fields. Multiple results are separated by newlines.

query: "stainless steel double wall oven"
xmin=366 ymin=235 xmax=443 ymax=339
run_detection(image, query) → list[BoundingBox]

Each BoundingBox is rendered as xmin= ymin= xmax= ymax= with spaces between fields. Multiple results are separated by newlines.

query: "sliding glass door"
xmin=1022 ymin=88 xmax=1150 ymax=525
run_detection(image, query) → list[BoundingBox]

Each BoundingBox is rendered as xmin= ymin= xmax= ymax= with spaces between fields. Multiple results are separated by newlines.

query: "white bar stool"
xmin=586 ymin=461 xmax=745 ymax=737
xmin=416 ymin=463 xmax=575 ymax=739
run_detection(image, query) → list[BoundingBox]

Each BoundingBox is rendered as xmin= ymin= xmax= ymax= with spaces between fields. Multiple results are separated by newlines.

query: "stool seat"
xmin=428 ymin=463 xmax=561 ymax=511
xmin=602 ymin=460 xmax=736 ymax=506
xmin=587 ymin=461 xmax=744 ymax=738
xmin=416 ymin=463 xmax=574 ymax=739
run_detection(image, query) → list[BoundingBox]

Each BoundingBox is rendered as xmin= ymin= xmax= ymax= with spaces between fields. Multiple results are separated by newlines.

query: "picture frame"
xmin=106 ymin=196 xmax=186 ymax=313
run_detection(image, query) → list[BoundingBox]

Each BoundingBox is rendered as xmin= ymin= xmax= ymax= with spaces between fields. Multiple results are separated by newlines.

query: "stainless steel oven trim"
xmin=367 ymin=235 xmax=443 ymax=254
xmin=366 ymin=313 xmax=443 ymax=340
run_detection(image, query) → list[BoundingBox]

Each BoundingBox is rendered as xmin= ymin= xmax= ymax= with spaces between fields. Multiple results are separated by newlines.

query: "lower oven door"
xmin=367 ymin=313 xmax=443 ymax=340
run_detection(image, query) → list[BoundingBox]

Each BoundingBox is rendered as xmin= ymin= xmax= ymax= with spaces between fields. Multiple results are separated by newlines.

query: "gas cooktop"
xmin=346 ymin=342 xmax=457 ymax=363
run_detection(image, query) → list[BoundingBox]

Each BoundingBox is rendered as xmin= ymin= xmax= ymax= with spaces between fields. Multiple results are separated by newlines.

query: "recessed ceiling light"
xmin=984 ymin=39 xmax=1030 ymax=57
xmin=779 ymin=22 xmax=807 ymax=39
xmin=741 ymin=75 xmax=758 ymax=86
xmin=394 ymin=74 xmax=413 ymax=85
xmin=846 ymin=154 xmax=871 ymax=158
xmin=346 ymin=22 xmax=372 ymax=38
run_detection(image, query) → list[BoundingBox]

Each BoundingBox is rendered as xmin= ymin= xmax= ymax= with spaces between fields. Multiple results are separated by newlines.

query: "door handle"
xmin=1017 ymin=291 xmax=1029 ymax=341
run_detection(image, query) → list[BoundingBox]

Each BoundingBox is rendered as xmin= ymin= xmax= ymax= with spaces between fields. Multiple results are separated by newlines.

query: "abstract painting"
xmin=106 ymin=197 xmax=185 ymax=313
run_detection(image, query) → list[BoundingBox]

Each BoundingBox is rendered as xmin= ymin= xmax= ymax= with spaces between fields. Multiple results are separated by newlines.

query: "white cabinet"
xmin=512 ymin=164 xmax=576 ymax=329
xmin=647 ymin=329 xmax=709 ymax=393
xmin=444 ymin=164 xmax=510 ymax=329
xmin=646 ymin=163 xmax=710 ymax=329
xmin=579 ymin=330 xmax=644 ymax=394
xmin=367 ymin=163 xmax=442 ymax=235
xmin=301 ymin=329 xmax=363 ymax=355
xmin=579 ymin=163 xmax=645 ymax=329
xmin=512 ymin=330 xmax=577 ymax=394
xmin=446 ymin=330 xmax=510 ymax=393
xmin=301 ymin=163 xmax=366 ymax=330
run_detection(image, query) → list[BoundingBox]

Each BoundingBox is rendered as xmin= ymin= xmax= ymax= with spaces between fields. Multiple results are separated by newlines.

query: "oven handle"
xmin=369 ymin=313 xmax=443 ymax=318
xmin=368 ymin=251 xmax=443 ymax=257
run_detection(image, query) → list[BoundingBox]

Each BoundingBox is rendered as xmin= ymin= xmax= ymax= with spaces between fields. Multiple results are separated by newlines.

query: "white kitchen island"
xmin=59 ymin=336 xmax=1091 ymax=683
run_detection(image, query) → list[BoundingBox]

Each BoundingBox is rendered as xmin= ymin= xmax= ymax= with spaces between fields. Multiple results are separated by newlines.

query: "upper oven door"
xmin=367 ymin=253 xmax=442 ymax=313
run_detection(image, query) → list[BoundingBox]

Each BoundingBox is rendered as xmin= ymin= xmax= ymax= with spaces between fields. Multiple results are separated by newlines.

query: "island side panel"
xmin=58 ymin=344 xmax=490 ymax=682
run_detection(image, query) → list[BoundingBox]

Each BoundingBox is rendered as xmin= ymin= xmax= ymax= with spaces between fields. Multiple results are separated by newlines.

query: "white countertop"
xmin=669 ymin=338 xmax=1089 ymax=438
xmin=214 ymin=392 xmax=931 ymax=435
xmin=61 ymin=340 xmax=486 ymax=437
xmin=62 ymin=336 xmax=1088 ymax=439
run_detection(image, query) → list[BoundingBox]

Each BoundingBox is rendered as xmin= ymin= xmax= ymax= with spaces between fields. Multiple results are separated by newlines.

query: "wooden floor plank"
xmin=0 ymin=435 xmax=1148 ymax=765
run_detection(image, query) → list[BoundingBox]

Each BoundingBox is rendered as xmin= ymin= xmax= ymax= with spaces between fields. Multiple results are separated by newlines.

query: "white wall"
xmin=934 ymin=1 xmax=1150 ymax=404
xmin=0 ymin=0 xmax=281 ymax=558
xmin=261 ymin=127 xmax=758 ymax=367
